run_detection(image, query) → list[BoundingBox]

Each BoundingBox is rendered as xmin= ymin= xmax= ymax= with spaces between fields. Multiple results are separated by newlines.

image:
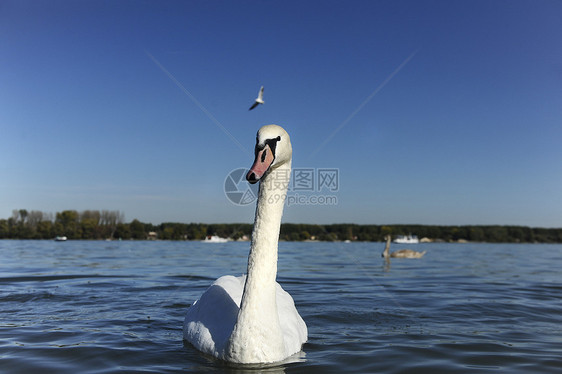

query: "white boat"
xmin=393 ymin=234 xmax=419 ymax=244
xmin=55 ymin=236 xmax=68 ymax=242
xmin=202 ymin=235 xmax=229 ymax=243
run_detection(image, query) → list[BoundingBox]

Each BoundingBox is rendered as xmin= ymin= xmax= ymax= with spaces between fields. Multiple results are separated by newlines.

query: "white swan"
xmin=183 ymin=124 xmax=307 ymax=364
xmin=249 ymin=86 xmax=264 ymax=110
xmin=381 ymin=235 xmax=427 ymax=259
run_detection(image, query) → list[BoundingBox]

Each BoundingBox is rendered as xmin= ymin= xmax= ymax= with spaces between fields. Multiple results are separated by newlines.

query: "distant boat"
xmin=202 ymin=235 xmax=229 ymax=243
xmin=55 ymin=236 xmax=67 ymax=242
xmin=394 ymin=234 xmax=419 ymax=244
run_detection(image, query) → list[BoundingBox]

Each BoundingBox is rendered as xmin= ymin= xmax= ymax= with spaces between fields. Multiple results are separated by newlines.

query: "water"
xmin=1 ymin=240 xmax=561 ymax=373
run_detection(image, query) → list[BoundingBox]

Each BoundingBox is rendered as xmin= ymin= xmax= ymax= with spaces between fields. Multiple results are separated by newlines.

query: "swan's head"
xmin=246 ymin=124 xmax=292 ymax=184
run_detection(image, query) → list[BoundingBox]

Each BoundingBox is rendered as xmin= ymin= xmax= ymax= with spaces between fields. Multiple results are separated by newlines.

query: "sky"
xmin=1 ymin=0 xmax=561 ymax=227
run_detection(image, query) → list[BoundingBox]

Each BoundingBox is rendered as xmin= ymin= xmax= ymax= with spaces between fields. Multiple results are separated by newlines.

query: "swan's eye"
xmin=261 ymin=149 xmax=267 ymax=162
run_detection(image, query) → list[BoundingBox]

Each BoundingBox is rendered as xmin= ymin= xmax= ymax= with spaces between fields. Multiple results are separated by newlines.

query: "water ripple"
xmin=0 ymin=241 xmax=561 ymax=373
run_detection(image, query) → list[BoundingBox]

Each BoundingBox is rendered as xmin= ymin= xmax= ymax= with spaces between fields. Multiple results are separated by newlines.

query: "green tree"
xmin=130 ymin=219 xmax=146 ymax=239
xmin=56 ymin=210 xmax=80 ymax=239
xmin=114 ymin=223 xmax=131 ymax=240
xmin=0 ymin=219 xmax=8 ymax=238
xmin=469 ymin=227 xmax=485 ymax=242
xmin=486 ymin=226 xmax=509 ymax=242
xmin=17 ymin=209 xmax=28 ymax=224
xmin=161 ymin=226 xmax=174 ymax=240
xmin=81 ymin=219 xmax=99 ymax=239
xmin=36 ymin=220 xmax=53 ymax=239
xmin=380 ymin=225 xmax=392 ymax=238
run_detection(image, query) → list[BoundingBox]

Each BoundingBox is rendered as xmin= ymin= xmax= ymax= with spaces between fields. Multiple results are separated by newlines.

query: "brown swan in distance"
xmin=381 ymin=235 xmax=427 ymax=259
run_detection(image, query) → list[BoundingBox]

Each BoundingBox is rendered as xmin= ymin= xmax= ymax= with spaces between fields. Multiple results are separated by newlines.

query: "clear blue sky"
xmin=1 ymin=0 xmax=561 ymax=227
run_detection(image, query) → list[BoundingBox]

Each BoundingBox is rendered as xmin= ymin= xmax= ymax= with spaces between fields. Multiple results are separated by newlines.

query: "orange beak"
xmin=246 ymin=144 xmax=275 ymax=184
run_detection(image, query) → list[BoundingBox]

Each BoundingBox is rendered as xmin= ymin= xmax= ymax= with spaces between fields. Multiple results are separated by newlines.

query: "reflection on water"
xmin=192 ymin=348 xmax=308 ymax=374
xmin=0 ymin=240 xmax=561 ymax=373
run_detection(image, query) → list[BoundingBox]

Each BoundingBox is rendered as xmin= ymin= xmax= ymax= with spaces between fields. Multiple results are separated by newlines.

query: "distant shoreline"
xmin=2 ymin=237 xmax=561 ymax=244
xmin=2 ymin=209 xmax=562 ymax=243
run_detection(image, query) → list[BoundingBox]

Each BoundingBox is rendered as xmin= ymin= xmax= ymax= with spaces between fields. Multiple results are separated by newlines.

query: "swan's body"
xmin=249 ymin=86 xmax=264 ymax=110
xmin=382 ymin=235 xmax=426 ymax=259
xmin=183 ymin=125 xmax=307 ymax=364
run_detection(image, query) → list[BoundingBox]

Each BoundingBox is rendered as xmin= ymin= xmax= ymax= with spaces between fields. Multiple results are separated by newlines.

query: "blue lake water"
xmin=1 ymin=240 xmax=561 ymax=373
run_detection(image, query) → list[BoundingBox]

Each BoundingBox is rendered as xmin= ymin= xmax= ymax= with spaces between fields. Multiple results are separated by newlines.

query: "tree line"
xmin=1 ymin=209 xmax=562 ymax=243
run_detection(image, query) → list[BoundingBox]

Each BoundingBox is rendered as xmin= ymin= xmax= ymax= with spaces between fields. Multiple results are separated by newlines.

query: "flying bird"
xmin=249 ymin=86 xmax=264 ymax=110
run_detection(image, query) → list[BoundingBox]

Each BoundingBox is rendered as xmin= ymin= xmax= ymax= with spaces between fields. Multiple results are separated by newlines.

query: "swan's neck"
xmin=383 ymin=237 xmax=391 ymax=258
xmin=246 ymin=164 xmax=289 ymax=294
xmin=227 ymin=161 xmax=291 ymax=362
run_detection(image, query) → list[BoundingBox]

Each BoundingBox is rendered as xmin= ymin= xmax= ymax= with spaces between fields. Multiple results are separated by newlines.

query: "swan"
xmin=249 ymin=86 xmax=264 ymax=110
xmin=381 ymin=235 xmax=427 ymax=259
xmin=183 ymin=124 xmax=307 ymax=364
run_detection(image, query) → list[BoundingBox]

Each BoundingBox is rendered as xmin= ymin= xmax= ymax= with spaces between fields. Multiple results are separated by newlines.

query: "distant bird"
xmin=249 ymin=86 xmax=264 ymax=110
xmin=381 ymin=235 xmax=427 ymax=259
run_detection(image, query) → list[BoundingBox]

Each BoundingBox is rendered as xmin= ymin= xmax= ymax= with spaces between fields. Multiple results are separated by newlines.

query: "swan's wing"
xmin=183 ymin=275 xmax=245 ymax=358
xmin=249 ymin=101 xmax=259 ymax=110
xmin=275 ymin=282 xmax=307 ymax=356
xmin=391 ymin=249 xmax=426 ymax=258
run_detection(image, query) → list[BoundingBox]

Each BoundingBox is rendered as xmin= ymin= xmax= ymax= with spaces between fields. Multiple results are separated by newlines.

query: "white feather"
xmin=183 ymin=125 xmax=307 ymax=364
